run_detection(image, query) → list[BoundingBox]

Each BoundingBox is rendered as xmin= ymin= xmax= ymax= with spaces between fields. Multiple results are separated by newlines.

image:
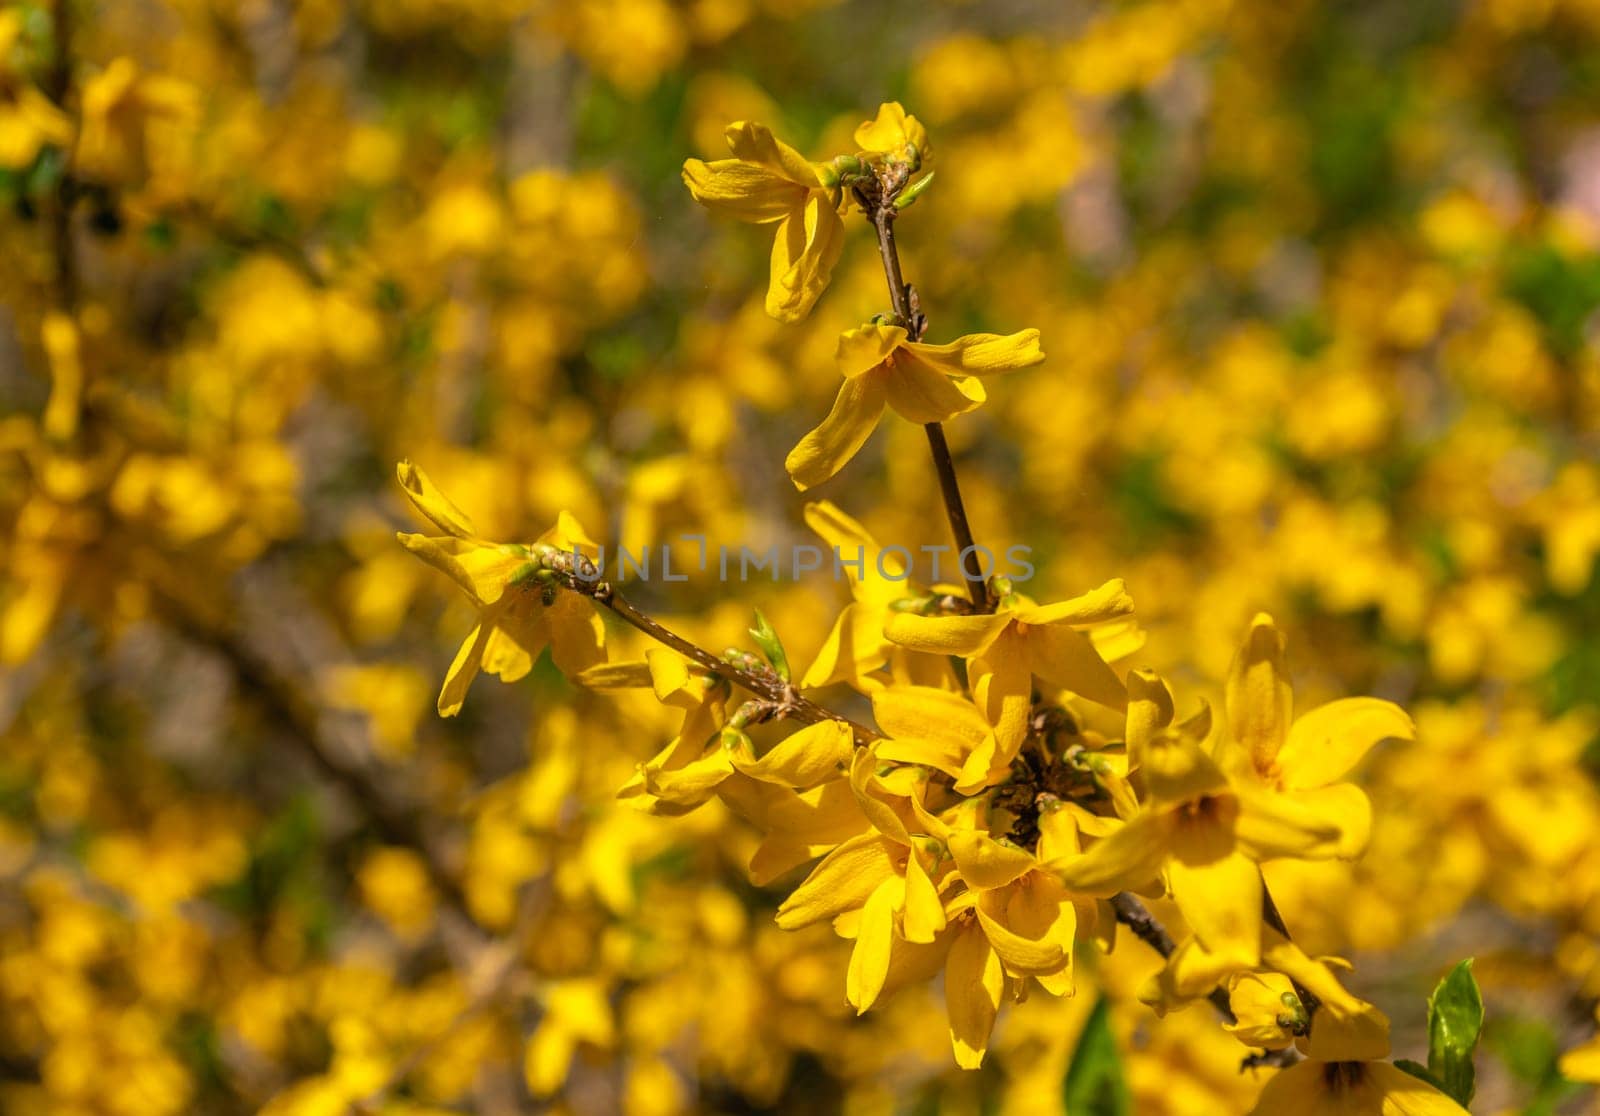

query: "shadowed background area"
xmin=2 ymin=0 xmax=1600 ymax=1112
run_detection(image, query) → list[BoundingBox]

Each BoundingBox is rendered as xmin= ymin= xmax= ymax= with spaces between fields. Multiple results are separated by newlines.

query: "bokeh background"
xmin=4 ymin=0 xmax=1600 ymax=1112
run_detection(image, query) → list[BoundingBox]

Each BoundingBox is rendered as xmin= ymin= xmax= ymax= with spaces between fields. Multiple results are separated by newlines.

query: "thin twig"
xmin=575 ymin=575 xmax=879 ymax=746
xmin=862 ymin=185 xmax=992 ymax=612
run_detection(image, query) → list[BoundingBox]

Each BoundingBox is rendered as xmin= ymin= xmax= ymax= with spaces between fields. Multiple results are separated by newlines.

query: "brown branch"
xmin=861 ymin=182 xmax=992 ymax=612
xmin=569 ymin=572 xmax=879 ymax=746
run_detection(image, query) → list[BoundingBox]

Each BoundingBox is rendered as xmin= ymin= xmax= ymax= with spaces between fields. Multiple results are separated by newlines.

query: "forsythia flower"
xmin=854 ymin=101 xmax=930 ymax=167
xmin=0 ymin=12 xmax=72 ymax=170
xmin=394 ymin=461 xmax=604 ymax=715
xmin=682 ymin=121 xmax=845 ymax=322
xmin=885 ymin=578 xmax=1135 ymax=760
xmin=1218 ymin=613 xmax=1415 ymax=858
xmin=1052 ymin=727 xmax=1352 ymax=969
xmin=786 ymin=322 xmax=1044 ymax=490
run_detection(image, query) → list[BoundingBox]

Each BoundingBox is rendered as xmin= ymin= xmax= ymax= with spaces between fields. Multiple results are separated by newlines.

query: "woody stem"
xmin=867 ymin=196 xmax=993 ymax=613
xmin=575 ymin=578 xmax=879 ymax=746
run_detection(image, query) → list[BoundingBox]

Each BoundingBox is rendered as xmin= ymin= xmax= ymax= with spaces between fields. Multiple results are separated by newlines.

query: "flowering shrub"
xmin=4 ymin=2 xmax=1600 ymax=1115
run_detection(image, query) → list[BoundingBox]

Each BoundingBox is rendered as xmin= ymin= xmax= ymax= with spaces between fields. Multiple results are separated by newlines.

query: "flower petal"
xmin=907 ymin=328 xmax=1045 ymax=377
xmin=1277 ymin=698 xmax=1415 ymax=789
xmin=884 ymin=610 xmax=1012 ymax=657
xmin=836 ymin=323 xmax=908 ymax=379
xmin=945 ymin=922 xmax=1003 ymax=1069
xmin=882 ymin=352 xmax=986 ymax=424
xmin=785 ymin=372 xmax=888 ymax=491
xmin=732 ymin=719 xmax=853 ymax=789
xmin=1235 ymin=783 xmax=1371 ymax=861
xmin=948 ymin=831 xmax=1036 ymax=890
xmin=775 ymin=832 xmax=897 ymax=929
xmin=847 ymin=878 xmax=901 ymax=1013
xmin=1050 ymin=810 xmax=1174 ymax=897
xmin=1010 ymin=578 xmax=1134 ymax=626
xmin=1226 ymin=612 xmax=1292 ymax=775
xmin=437 ymin=618 xmax=493 ymax=717
xmin=681 ymin=157 xmax=799 ymax=221
xmin=1023 ymin=622 xmax=1128 ymax=712
xmin=396 ymin=460 xmax=477 ymax=538
xmin=1166 ymin=807 xmax=1261 ymax=966
xmin=724 ymin=120 xmax=821 ymax=187
xmin=767 ymin=190 xmax=844 ymax=323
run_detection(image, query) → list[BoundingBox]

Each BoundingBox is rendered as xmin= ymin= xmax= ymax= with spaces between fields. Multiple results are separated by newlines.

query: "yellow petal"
xmin=1276 ymin=698 xmax=1415 ymax=790
xmin=884 ymin=610 xmax=1012 ymax=657
xmin=872 ymin=686 xmax=992 ymax=750
xmin=1368 ymin=1061 xmax=1471 ymax=1114
xmin=1166 ymin=807 xmax=1261 ymax=967
xmin=903 ymin=852 xmax=946 ymax=943
xmin=1245 ymin=1060 xmax=1369 ymax=1116
xmin=836 ymin=323 xmax=908 ymax=378
xmin=847 ymin=878 xmax=901 ymax=1014
xmin=948 ymin=831 xmax=1036 ymax=890
xmin=881 ymin=352 xmax=986 ymax=424
xmin=573 ymin=660 xmax=653 ymax=688
xmin=970 ymin=628 xmax=1032 ymax=758
xmin=1010 ymin=578 xmax=1134 ymax=625
xmin=1023 ymin=622 xmax=1128 ymax=712
xmin=785 ymin=372 xmax=887 ymax=491
xmin=681 ymin=157 xmax=799 ymax=221
xmin=1126 ymin=669 xmax=1175 ymax=772
xmin=976 ymin=906 xmax=1066 ymax=975
xmin=732 ymin=720 xmax=853 ymax=789
xmin=767 ymin=191 xmax=844 ymax=323
xmin=775 ymin=832 xmax=897 ymax=929
xmin=1235 ymin=783 xmax=1370 ymax=861
xmin=801 ymin=603 xmax=891 ymax=690
xmin=724 ymin=120 xmax=821 ymax=187
xmin=438 ymin=619 xmax=493 ymax=717
xmin=396 ymin=460 xmax=478 ymax=539
xmin=854 ymin=101 xmax=928 ymax=158
xmin=1226 ymin=612 xmax=1292 ymax=774
xmin=1050 ymin=810 xmax=1173 ymax=897
xmin=945 ymin=922 xmax=1003 ymax=1069
xmin=1142 ymin=730 xmax=1230 ymax=808
xmin=906 ymin=328 xmax=1045 ymax=377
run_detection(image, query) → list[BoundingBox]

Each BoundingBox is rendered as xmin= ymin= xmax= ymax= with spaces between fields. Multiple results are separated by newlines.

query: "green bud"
xmin=894 ymin=170 xmax=935 ymax=209
xmin=747 ymin=609 xmax=791 ymax=682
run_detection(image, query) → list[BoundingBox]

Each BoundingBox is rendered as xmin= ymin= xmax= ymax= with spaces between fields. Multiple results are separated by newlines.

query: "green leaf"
xmin=748 ymin=609 xmax=791 ymax=682
xmin=1394 ymin=1059 xmax=1445 ymax=1090
xmin=1425 ymin=958 xmax=1484 ymax=1107
xmin=1064 ymin=997 xmax=1130 ymax=1116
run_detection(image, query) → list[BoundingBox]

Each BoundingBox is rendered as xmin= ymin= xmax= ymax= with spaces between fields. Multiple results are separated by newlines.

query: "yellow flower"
xmin=394 ymin=461 xmax=605 ymax=716
xmin=854 ymin=101 xmax=930 ymax=167
xmin=0 ymin=13 xmax=72 ymax=170
xmin=75 ymin=57 xmax=196 ymax=185
xmin=1051 ymin=728 xmax=1353 ymax=969
xmin=1247 ymin=1059 xmax=1468 ymax=1115
xmin=682 ymin=121 xmax=845 ymax=322
xmin=1219 ymin=613 xmax=1415 ymax=858
xmin=885 ymin=578 xmax=1135 ymax=765
xmin=786 ymin=322 xmax=1044 ymax=490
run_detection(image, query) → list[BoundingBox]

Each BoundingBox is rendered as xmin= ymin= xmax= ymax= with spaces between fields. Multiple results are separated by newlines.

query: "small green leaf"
xmin=1394 ymin=1059 xmax=1444 ymax=1090
xmin=1064 ymin=997 xmax=1130 ymax=1116
xmin=894 ymin=170 xmax=936 ymax=209
xmin=1426 ymin=958 xmax=1484 ymax=1106
xmin=747 ymin=609 xmax=791 ymax=682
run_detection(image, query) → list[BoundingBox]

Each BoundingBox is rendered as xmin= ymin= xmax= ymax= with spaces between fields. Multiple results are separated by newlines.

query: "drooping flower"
xmin=786 ymin=322 xmax=1044 ymax=490
xmin=682 ymin=121 xmax=845 ymax=323
xmin=395 ymin=461 xmax=604 ymax=716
